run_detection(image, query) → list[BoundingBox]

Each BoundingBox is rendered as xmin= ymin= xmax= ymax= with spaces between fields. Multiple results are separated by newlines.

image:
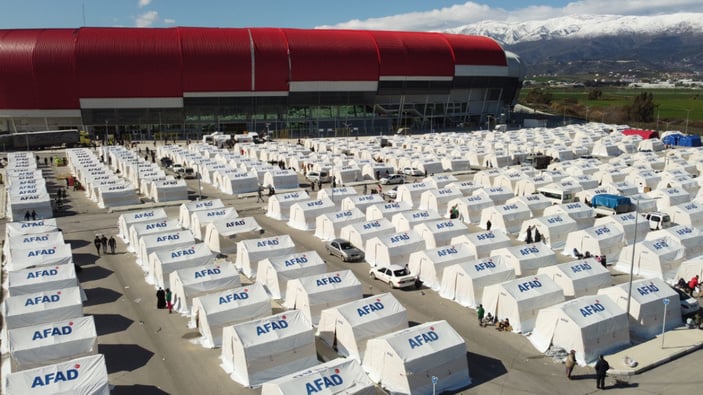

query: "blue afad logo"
xmin=218 ymin=290 xmax=248 ymax=304
xmin=408 ymin=329 xmax=439 ymax=349
xmin=256 ymin=318 xmax=288 ymax=336
xmin=579 ymin=302 xmax=605 ymax=317
xmin=25 ymin=294 xmax=60 ymax=306
xmin=31 ymin=366 xmax=79 ymax=388
xmin=316 ymin=275 xmax=342 ymax=286
xmin=305 ymin=374 xmax=344 ymax=394
xmin=32 ymin=324 xmax=73 ymax=340
xmin=194 ymin=267 xmax=221 ymax=279
xmin=357 ymin=300 xmax=384 ymax=317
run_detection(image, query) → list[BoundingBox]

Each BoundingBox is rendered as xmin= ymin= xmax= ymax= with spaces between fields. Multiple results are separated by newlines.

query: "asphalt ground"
xmin=1 ymin=145 xmax=701 ymax=395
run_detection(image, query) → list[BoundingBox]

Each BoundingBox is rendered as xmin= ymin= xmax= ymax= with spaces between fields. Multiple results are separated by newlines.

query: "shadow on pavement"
xmin=99 ymin=344 xmax=154 ymax=373
xmin=92 ymin=313 xmax=134 ymax=335
xmin=77 ymin=265 xmax=114 ymax=282
xmin=73 ymin=252 xmax=99 ymax=266
xmin=83 ymin=287 xmax=122 ymax=306
xmin=467 ymin=351 xmax=508 ymax=385
xmin=110 ymin=385 xmax=170 ymax=395
xmin=66 ymin=239 xmax=92 ymax=249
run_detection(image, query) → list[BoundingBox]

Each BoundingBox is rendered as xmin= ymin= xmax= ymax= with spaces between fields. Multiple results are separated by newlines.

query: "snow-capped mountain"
xmin=448 ymin=13 xmax=703 ymax=45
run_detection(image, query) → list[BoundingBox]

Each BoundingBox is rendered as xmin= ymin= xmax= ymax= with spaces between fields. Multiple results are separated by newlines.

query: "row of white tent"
xmin=0 ymin=216 xmax=109 ymax=394
xmin=4 ymin=152 xmax=53 ymax=222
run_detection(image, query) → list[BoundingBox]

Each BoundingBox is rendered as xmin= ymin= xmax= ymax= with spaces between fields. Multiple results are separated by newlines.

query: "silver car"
xmin=326 ymin=238 xmax=365 ymax=262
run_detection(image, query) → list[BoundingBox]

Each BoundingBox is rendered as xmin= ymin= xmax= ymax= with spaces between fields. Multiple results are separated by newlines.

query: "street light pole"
xmin=685 ymin=109 xmax=691 ymax=134
xmin=104 ymin=120 xmax=108 ymax=146
xmin=625 ymin=201 xmax=640 ymax=318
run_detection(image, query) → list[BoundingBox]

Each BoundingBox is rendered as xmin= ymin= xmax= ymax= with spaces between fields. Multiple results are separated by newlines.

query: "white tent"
xmin=317 ymin=293 xmax=407 ymax=361
xmin=4 ymin=243 xmax=73 ymax=273
xmin=480 ymin=201 xmax=532 ymax=235
xmin=190 ymin=282 xmax=272 ymax=348
xmin=482 ymin=274 xmax=565 ymax=333
xmin=7 ymin=192 xmax=53 ymax=223
xmin=407 ymin=243 xmax=476 ymax=291
xmin=594 ymin=212 xmax=649 ymax=245
xmin=446 ymin=180 xmax=481 ymax=196
xmin=314 ymin=208 xmax=366 ymax=241
xmin=490 ymin=244 xmax=558 ymax=276
xmin=137 ymin=230 xmax=196 ymax=268
xmin=364 ymin=230 xmax=426 ymax=267
xmin=391 ymin=209 xmax=442 ymax=232
xmin=543 ymin=202 xmax=595 ymax=230
xmin=395 ymin=182 xmax=435 ymax=208
xmin=518 ymin=214 xmax=577 ymax=250
xmin=283 ymin=270 xmax=363 ymax=325
xmin=418 ymin=188 xmax=463 ymax=214
xmin=204 ymin=216 xmax=262 ymax=254
xmin=446 ymin=195 xmax=495 ymax=224
xmin=4 ymin=218 xmax=58 ymax=239
xmin=613 ymin=237 xmax=685 ymax=281
xmin=96 ymin=183 xmax=140 ymax=208
xmin=661 ymin=202 xmax=703 ymax=229
xmin=537 ymin=258 xmax=611 ymax=298
xmin=150 ymin=178 xmax=188 ymax=202
xmin=220 ymin=310 xmax=317 ymax=388
xmin=5 ymin=354 xmax=109 ymax=395
xmin=562 ymin=223 xmax=625 ymax=259
xmin=220 ymin=171 xmax=260 ymax=195
xmin=439 ymin=256 xmax=515 ymax=307
xmin=340 ymin=194 xmax=385 ymax=212
xmin=414 ymin=218 xmax=470 ymax=248
xmin=128 ymin=218 xmax=182 ymax=250
xmin=7 ymin=264 xmax=81 ymax=298
xmin=451 ymin=231 xmax=512 ymax=258
xmin=288 ymin=198 xmax=337 ymax=231
xmin=2 ymin=286 xmax=83 ymax=331
xmin=6 ymin=315 xmax=97 ymax=371
xmin=149 ymin=243 xmax=215 ymax=289
xmin=236 ymin=235 xmax=296 ymax=278
xmin=362 ymin=320 xmax=471 ymax=395
xmin=262 ymin=169 xmax=299 ymax=190
xmin=646 ymin=187 xmax=691 ymax=210
xmin=178 ymin=199 xmax=224 ymax=229
xmin=598 ymin=278 xmax=682 ymax=339
xmin=169 ymin=262 xmax=241 ymax=315
xmin=3 ymin=231 xmax=65 ymax=262
xmin=529 ymin=295 xmax=629 ymax=365
xmin=507 ymin=194 xmax=553 ymax=218
xmin=190 ymin=207 xmax=238 ymax=241
xmin=266 ymin=190 xmax=310 ymax=221
xmin=365 ymin=201 xmax=413 ymax=221
xmin=473 ymin=186 xmax=514 ymax=205
xmin=117 ymin=207 xmax=167 ymax=241
xmin=256 ymin=250 xmax=327 ymax=299
xmin=261 ymin=358 xmax=375 ymax=395
xmin=317 ymin=186 xmax=358 ymax=204
xmin=339 ymin=218 xmax=395 ymax=253
xmin=675 ymin=256 xmax=703 ymax=284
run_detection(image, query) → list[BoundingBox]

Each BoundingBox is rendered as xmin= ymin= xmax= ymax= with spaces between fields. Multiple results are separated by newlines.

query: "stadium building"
xmin=0 ymin=27 xmax=524 ymax=140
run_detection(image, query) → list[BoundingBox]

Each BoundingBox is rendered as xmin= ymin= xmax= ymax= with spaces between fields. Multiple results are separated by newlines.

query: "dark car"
xmin=325 ymin=238 xmax=365 ymax=262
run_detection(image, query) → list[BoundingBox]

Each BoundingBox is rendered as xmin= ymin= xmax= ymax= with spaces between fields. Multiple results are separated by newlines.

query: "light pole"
xmin=625 ymin=201 xmax=640 ymax=318
xmin=196 ymin=172 xmax=202 ymax=200
xmin=585 ymin=106 xmax=590 ymax=123
xmin=601 ymin=112 xmax=607 ymax=124
xmin=684 ymin=109 xmax=691 ymax=134
xmin=104 ymin=120 xmax=108 ymax=146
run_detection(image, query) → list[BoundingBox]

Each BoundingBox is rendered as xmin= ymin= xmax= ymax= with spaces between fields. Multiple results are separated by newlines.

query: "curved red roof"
xmin=442 ymin=34 xmax=506 ymax=66
xmin=0 ymin=29 xmax=40 ymax=109
xmin=370 ymin=31 xmax=454 ymax=78
xmin=248 ymin=28 xmax=289 ymax=92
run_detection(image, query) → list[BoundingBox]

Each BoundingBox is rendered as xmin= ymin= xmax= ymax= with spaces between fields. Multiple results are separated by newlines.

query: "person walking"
xmin=256 ymin=185 xmax=264 ymax=203
xmin=363 ymin=184 xmax=368 ymax=195
xmin=486 ymin=220 xmax=492 ymax=231
xmin=24 ymin=210 xmax=31 ymax=221
xmin=100 ymin=234 xmax=108 ymax=254
xmin=156 ymin=288 xmax=166 ymax=309
xmin=477 ymin=304 xmax=485 ymax=327
xmin=94 ymin=235 xmax=102 ymax=256
xmin=108 ymin=236 xmax=117 ymax=254
xmin=565 ymin=350 xmax=576 ymax=379
xmin=166 ymin=288 xmax=173 ymax=313
xmin=594 ymin=354 xmax=610 ymax=389
xmin=31 ymin=210 xmax=37 ymax=220
xmin=525 ymin=225 xmax=533 ymax=244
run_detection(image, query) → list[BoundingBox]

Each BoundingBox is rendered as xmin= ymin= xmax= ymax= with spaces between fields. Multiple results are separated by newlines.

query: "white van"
xmin=644 ymin=212 xmax=671 ymax=230
xmin=536 ymin=186 xmax=576 ymax=205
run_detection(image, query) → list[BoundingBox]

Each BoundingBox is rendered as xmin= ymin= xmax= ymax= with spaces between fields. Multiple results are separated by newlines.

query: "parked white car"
xmin=369 ymin=264 xmax=417 ymax=289
xmin=379 ymin=174 xmax=405 ymax=185
xmin=402 ymin=167 xmax=424 ymax=176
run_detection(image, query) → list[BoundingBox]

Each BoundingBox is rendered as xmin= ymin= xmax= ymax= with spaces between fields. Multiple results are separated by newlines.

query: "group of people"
xmin=475 ymin=304 xmax=510 ymax=330
xmin=524 ymin=225 xmax=543 ymax=244
xmin=23 ymin=210 xmax=38 ymax=221
xmin=256 ymin=185 xmax=275 ymax=203
xmin=677 ymin=274 xmax=700 ymax=297
xmin=93 ymin=234 xmax=117 ymax=256
xmin=449 ymin=205 xmax=461 ymax=220
xmin=156 ymin=287 xmax=173 ymax=313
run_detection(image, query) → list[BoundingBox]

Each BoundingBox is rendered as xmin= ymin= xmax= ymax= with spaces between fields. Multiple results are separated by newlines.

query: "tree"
xmin=587 ymin=89 xmax=603 ymax=100
xmin=627 ymin=92 xmax=655 ymax=122
xmin=525 ymin=88 xmax=553 ymax=105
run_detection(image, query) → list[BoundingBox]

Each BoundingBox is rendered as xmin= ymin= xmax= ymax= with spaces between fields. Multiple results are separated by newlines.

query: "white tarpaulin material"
xmin=341 ymin=194 xmax=385 ymax=213
xmin=283 ymin=270 xmax=363 ymax=325
xmin=137 ymin=230 xmax=196 ymax=268
xmin=117 ymin=208 xmax=167 ymax=241
xmin=407 ymin=243 xmax=476 ymax=291
xmin=6 ymin=315 xmax=97 ymax=371
xmin=447 ymin=195 xmax=494 ymax=224
xmin=256 ymin=250 xmax=327 ymax=299
xmin=339 ymin=218 xmax=395 ymax=253
xmin=537 ymin=258 xmax=611 ymax=298
xmin=261 ymin=358 xmax=375 ymax=395
xmin=364 ymin=230 xmax=426 ymax=267
xmin=5 ymin=354 xmax=109 ymax=395
xmin=3 ymin=231 xmax=65 ymax=259
xmin=179 ymin=199 xmax=224 ymax=229
xmin=365 ymin=201 xmax=413 ymax=221
xmin=191 ymin=207 xmax=238 ymax=241
xmin=2 ymin=287 xmax=84 ymax=331
xmin=529 ymin=295 xmax=630 ymax=365
xmin=5 ymin=219 xmax=58 ymax=239
xmin=594 ymin=212 xmax=649 ymax=245
xmin=362 ymin=320 xmax=471 ymax=395
xmin=317 ymin=187 xmax=358 ymax=204
xmin=262 ymin=169 xmax=299 ymax=190
xmin=204 ymin=216 xmax=262 ymax=254
xmin=508 ymin=194 xmax=553 ymax=218
xmin=414 ymin=218 xmax=470 ymax=248
xmin=395 ymin=182 xmax=435 ymax=208
xmin=439 ymin=256 xmax=515 ymax=308
xmin=480 ymin=201 xmax=532 ymax=235
xmin=220 ymin=310 xmax=317 ymax=388
xmin=236 ymin=235 xmax=296 ymax=278
xmin=490 ymin=244 xmax=559 ymax=276
xmin=314 ymin=208 xmax=366 ymax=241
xmin=482 ymin=274 xmax=565 ymax=333
xmin=613 ymin=237 xmax=685 ymax=281
xmin=418 ymin=188 xmax=463 ymax=214
xmin=317 ymin=293 xmax=407 ymax=361
xmin=562 ymin=223 xmax=625 ymax=259
xmin=451 ymin=231 xmax=512 ymax=258
xmin=170 ymin=262 xmax=241 ymax=315
xmin=266 ymin=190 xmax=310 ymax=221
xmin=288 ymin=198 xmax=337 ymax=231
xmin=391 ymin=210 xmax=442 ymax=233
xmin=543 ymin=202 xmax=596 ymax=230
xmin=598 ymin=278 xmax=682 ymax=339
xmin=661 ymin=202 xmax=703 ymax=229
xmin=150 ymin=178 xmax=188 ymax=202
xmin=517 ymin=214 xmax=577 ymax=250
xmin=473 ymin=186 xmax=514 ymax=205
xmin=676 ymin=256 xmax=703 ymax=285
xmin=4 ymin=243 xmax=73 ymax=273
xmin=647 ymin=225 xmax=703 ymax=258
xmin=128 ymin=218 xmax=182 ymax=250
xmin=8 ymin=264 xmax=80 ymax=298
xmin=149 ymin=243 xmax=215 ymax=289
xmin=219 ymin=171 xmax=259 ymax=195
xmin=190 ymin=282 xmax=272 ymax=348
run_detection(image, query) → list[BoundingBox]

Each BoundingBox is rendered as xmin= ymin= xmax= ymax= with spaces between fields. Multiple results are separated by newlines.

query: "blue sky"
xmin=1 ymin=0 xmax=701 ymax=30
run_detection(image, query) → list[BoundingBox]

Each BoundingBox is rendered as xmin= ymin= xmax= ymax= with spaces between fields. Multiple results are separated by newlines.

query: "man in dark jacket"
xmin=594 ymin=354 xmax=610 ymax=389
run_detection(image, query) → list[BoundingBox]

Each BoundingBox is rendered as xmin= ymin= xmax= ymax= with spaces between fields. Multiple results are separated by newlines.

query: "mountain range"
xmin=447 ymin=13 xmax=703 ymax=76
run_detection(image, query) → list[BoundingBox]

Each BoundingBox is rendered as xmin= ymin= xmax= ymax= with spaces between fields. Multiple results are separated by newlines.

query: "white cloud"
xmin=138 ymin=0 xmax=152 ymax=8
xmin=164 ymin=18 xmax=176 ymax=25
xmin=135 ymin=10 xmax=158 ymax=27
xmin=316 ymin=0 xmax=703 ymax=31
